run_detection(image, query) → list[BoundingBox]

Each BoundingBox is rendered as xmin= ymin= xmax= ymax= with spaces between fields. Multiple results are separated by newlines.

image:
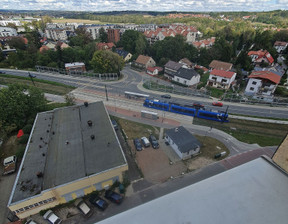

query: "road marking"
xmin=232 ymin=146 xmax=239 ymax=152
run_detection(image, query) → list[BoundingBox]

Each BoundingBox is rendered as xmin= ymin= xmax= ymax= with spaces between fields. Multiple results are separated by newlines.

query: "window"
xmin=252 ymin=81 xmax=257 ymax=85
xmin=184 ymin=80 xmax=187 ymax=84
xmin=250 ymin=87 xmax=254 ymax=91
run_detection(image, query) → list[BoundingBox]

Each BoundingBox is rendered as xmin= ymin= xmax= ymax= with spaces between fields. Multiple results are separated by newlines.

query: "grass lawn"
xmin=112 ymin=117 xmax=160 ymax=139
xmin=193 ymin=117 xmax=288 ymax=146
xmin=0 ymin=74 xmax=75 ymax=95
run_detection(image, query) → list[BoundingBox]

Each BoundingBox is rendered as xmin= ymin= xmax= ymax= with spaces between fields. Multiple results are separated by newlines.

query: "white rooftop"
xmin=96 ymin=157 xmax=288 ymax=224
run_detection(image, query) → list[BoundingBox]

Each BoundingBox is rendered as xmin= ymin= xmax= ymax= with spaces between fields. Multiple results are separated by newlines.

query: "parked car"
xmin=105 ymin=190 xmax=123 ymax=204
xmin=89 ymin=194 xmax=109 ymax=211
xmin=74 ymin=198 xmax=93 ymax=217
xmin=43 ymin=210 xmax=62 ymax=224
xmin=25 ymin=220 xmax=38 ymax=224
xmin=134 ymin=138 xmax=142 ymax=151
xmin=161 ymin=94 xmax=171 ymax=99
xmin=141 ymin=137 xmax=150 ymax=148
xmin=111 ymin=119 xmax=118 ymax=130
xmin=149 ymin=135 xmax=159 ymax=149
xmin=212 ymin=102 xmax=223 ymax=107
xmin=193 ymin=102 xmax=205 ymax=109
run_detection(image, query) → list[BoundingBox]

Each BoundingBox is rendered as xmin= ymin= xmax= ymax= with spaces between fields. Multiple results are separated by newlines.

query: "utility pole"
xmin=105 ymin=85 xmax=108 ymax=101
xmin=28 ymin=72 xmax=35 ymax=86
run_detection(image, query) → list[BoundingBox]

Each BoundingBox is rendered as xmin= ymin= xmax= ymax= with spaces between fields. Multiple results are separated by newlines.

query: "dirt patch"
xmin=185 ymin=157 xmax=215 ymax=171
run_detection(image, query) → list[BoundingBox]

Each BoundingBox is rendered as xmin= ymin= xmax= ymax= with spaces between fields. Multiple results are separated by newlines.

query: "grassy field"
xmin=52 ymin=18 xmax=103 ymax=24
xmin=0 ymin=74 xmax=75 ymax=95
xmin=193 ymin=117 xmax=288 ymax=146
xmin=112 ymin=117 xmax=160 ymax=139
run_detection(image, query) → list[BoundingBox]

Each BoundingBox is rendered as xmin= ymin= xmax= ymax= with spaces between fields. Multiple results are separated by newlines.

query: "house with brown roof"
xmin=207 ymin=69 xmax=236 ymax=90
xmin=244 ymin=70 xmax=281 ymax=96
xmin=248 ymin=50 xmax=274 ymax=65
xmin=39 ymin=45 xmax=49 ymax=53
xmin=97 ymin=42 xmax=115 ymax=51
xmin=274 ymin=41 xmax=288 ymax=54
xmin=134 ymin=55 xmax=156 ymax=70
xmin=179 ymin=58 xmax=194 ymax=68
xmin=55 ymin=41 xmax=69 ymax=50
xmin=146 ymin=67 xmax=163 ymax=76
xmin=209 ymin=60 xmax=233 ymax=71
xmin=164 ymin=60 xmax=183 ymax=79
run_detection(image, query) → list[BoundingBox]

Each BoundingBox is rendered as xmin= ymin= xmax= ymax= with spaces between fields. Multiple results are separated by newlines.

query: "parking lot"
xmin=130 ymin=140 xmax=187 ymax=184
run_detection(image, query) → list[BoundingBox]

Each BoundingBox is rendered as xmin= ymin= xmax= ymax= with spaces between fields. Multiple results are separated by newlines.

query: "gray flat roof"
xmin=96 ymin=157 xmax=288 ymax=224
xmin=10 ymin=101 xmax=126 ymax=204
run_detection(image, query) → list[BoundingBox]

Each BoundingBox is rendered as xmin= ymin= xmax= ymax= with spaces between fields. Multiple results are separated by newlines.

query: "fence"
xmin=35 ymin=66 xmax=119 ymax=81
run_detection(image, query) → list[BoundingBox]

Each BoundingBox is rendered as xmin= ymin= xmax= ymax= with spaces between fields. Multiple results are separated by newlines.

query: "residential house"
xmin=165 ymin=126 xmax=201 ymax=160
xmin=134 ymin=55 xmax=156 ymax=69
xmin=244 ymin=71 xmax=281 ymax=96
xmin=192 ymin=37 xmax=215 ymax=49
xmin=39 ymin=45 xmax=49 ymax=53
xmin=207 ymin=69 xmax=236 ymax=90
xmin=46 ymin=42 xmax=56 ymax=50
xmin=65 ymin=62 xmax=86 ymax=74
xmin=115 ymin=49 xmax=132 ymax=62
xmin=172 ymin=67 xmax=200 ymax=86
xmin=194 ymin=64 xmax=209 ymax=72
xmin=179 ymin=58 xmax=194 ymax=68
xmin=55 ymin=41 xmax=69 ymax=50
xmin=274 ymin=41 xmax=288 ymax=54
xmin=97 ymin=42 xmax=115 ymax=51
xmin=164 ymin=60 xmax=183 ymax=79
xmin=248 ymin=50 xmax=274 ymax=66
xmin=146 ymin=67 xmax=163 ymax=76
xmin=209 ymin=60 xmax=233 ymax=71
xmin=45 ymin=28 xmax=70 ymax=41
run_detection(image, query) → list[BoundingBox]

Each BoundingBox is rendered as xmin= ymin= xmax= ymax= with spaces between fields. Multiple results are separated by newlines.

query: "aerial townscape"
xmin=0 ymin=1 xmax=288 ymax=224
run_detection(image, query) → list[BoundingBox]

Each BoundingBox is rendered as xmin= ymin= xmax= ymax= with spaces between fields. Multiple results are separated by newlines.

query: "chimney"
xmin=87 ymin=120 xmax=92 ymax=127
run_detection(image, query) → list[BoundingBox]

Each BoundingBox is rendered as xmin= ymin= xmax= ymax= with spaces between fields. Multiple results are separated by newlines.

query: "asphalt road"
xmin=1 ymin=67 xmax=288 ymax=119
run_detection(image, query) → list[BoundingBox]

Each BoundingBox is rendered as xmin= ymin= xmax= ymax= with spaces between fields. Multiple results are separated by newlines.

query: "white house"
xmin=165 ymin=126 xmax=201 ymax=160
xmin=172 ymin=67 xmax=200 ymax=86
xmin=274 ymin=41 xmax=288 ymax=54
xmin=146 ymin=67 xmax=163 ymax=76
xmin=244 ymin=71 xmax=281 ymax=96
xmin=207 ymin=69 xmax=236 ymax=90
xmin=0 ymin=27 xmax=17 ymax=37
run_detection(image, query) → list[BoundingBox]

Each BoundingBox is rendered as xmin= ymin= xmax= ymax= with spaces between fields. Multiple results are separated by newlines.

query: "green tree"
xmin=99 ymin=27 xmax=108 ymax=42
xmin=90 ymin=50 xmax=124 ymax=73
xmin=7 ymin=37 xmax=26 ymax=50
xmin=0 ymin=84 xmax=47 ymax=132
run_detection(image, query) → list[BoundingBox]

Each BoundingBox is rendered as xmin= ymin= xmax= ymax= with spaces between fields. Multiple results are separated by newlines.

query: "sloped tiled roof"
xmin=249 ymin=71 xmax=281 ymax=84
xmin=175 ymin=67 xmax=199 ymax=80
xmin=210 ymin=69 xmax=236 ymax=79
xmin=209 ymin=60 xmax=233 ymax=71
xmin=248 ymin=50 xmax=274 ymax=64
xmin=179 ymin=58 xmax=193 ymax=67
xmin=274 ymin=41 xmax=288 ymax=46
xmin=115 ymin=49 xmax=130 ymax=58
xmin=135 ymin=55 xmax=152 ymax=65
xmin=164 ymin=60 xmax=183 ymax=71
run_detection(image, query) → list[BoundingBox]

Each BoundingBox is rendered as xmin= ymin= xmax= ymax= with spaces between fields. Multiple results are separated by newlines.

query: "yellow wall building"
xmin=8 ymin=101 xmax=128 ymax=219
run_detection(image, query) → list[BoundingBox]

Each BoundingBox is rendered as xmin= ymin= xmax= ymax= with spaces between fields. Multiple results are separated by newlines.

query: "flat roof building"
xmin=8 ymin=101 xmax=128 ymax=219
xmin=96 ymin=156 xmax=288 ymax=224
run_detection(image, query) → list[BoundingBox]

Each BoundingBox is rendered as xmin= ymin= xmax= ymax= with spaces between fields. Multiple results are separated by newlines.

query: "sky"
xmin=1 ymin=0 xmax=288 ymax=12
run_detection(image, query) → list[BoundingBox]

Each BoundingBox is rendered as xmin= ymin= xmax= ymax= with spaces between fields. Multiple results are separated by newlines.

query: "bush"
xmin=18 ymin=134 xmax=30 ymax=144
xmin=16 ymin=145 xmax=26 ymax=158
xmin=22 ymin=124 xmax=33 ymax=134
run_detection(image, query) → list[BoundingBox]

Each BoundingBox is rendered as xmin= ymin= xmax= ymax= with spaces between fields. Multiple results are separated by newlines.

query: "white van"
xmin=141 ymin=137 xmax=150 ymax=148
xmin=74 ymin=198 xmax=93 ymax=217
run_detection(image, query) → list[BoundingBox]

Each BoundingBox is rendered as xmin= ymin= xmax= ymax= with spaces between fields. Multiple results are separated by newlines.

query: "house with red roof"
xmin=274 ymin=41 xmax=288 ymax=54
xmin=244 ymin=71 xmax=281 ymax=96
xmin=146 ymin=67 xmax=163 ymax=76
xmin=96 ymin=42 xmax=115 ymax=51
xmin=248 ymin=50 xmax=274 ymax=66
xmin=207 ymin=69 xmax=236 ymax=90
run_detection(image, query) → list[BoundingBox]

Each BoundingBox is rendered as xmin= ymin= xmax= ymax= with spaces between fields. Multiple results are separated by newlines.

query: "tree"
xmin=0 ymin=84 xmax=47 ymax=132
xmin=90 ymin=50 xmax=124 ymax=73
xmin=6 ymin=23 xmax=17 ymax=30
xmin=121 ymin=30 xmax=140 ymax=54
xmin=26 ymin=30 xmax=42 ymax=49
xmin=99 ymin=27 xmax=108 ymax=42
xmin=7 ymin=37 xmax=26 ymax=50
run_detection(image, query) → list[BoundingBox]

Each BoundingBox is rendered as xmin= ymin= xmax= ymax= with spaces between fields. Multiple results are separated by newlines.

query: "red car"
xmin=212 ymin=102 xmax=223 ymax=107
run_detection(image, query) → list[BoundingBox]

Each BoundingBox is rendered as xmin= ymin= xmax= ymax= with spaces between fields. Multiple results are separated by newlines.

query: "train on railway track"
xmin=143 ymin=98 xmax=229 ymax=122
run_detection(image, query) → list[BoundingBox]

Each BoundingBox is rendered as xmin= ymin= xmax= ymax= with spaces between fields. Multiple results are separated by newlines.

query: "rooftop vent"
xmin=175 ymin=128 xmax=178 ymax=132
xmin=87 ymin=120 xmax=93 ymax=127
xmin=91 ymin=135 xmax=95 ymax=140
xmin=84 ymin=102 xmax=89 ymax=107
xmin=36 ymin=172 xmax=43 ymax=178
